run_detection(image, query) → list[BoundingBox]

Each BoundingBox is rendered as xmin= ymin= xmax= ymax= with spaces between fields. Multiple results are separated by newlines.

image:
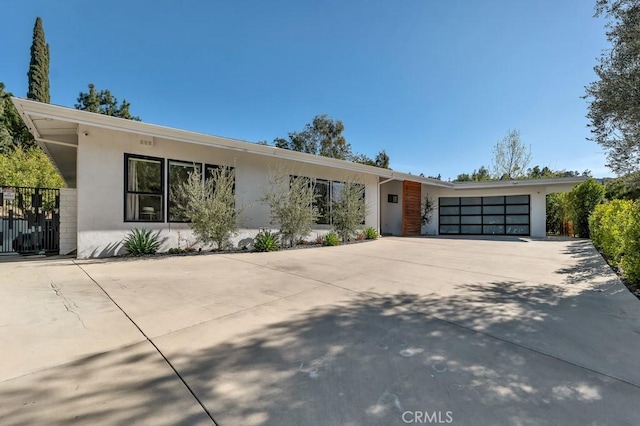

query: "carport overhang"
xmin=12 ymin=100 xmax=79 ymax=188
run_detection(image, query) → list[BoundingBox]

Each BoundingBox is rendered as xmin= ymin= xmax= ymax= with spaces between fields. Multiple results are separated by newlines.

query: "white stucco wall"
xmin=75 ymin=125 xmax=379 ymax=258
xmin=380 ymin=180 xmax=403 ymax=236
xmin=58 ymin=188 xmax=77 ymax=255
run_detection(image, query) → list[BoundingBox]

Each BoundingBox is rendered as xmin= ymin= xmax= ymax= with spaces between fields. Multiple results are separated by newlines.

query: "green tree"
xmin=27 ymin=17 xmax=50 ymax=103
xmin=261 ymin=168 xmax=318 ymax=247
xmin=605 ymin=172 xmax=640 ymax=200
xmin=455 ymin=166 xmax=492 ymax=182
xmin=352 ymin=149 xmax=391 ymax=169
xmin=275 ymin=114 xmax=351 ymax=159
xmin=331 ymin=179 xmax=368 ymax=242
xmin=568 ymin=178 xmax=606 ymax=238
xmin=491 ymin=129 xmax=532 ymax=179
xmin=585 ymin=0 xmax=640 ymax=176
xmin=1 ymin=84 xmax=36 ymax=152
xmin=171 ymin=167 xmax=240 ymax=250
xmin=75 ymin=84 xmax=141 ymax=120
xmin=546 ymin=192 xmax=573 ymax=235
xmin=0 ymin=146 xmax=64 ymax=188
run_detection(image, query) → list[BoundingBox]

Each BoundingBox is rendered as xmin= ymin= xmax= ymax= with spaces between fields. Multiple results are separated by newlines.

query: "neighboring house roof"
xmin=11 ymin=97 xmax=586 ymax=190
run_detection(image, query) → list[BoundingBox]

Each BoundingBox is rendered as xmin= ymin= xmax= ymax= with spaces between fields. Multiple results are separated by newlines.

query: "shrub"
xmin=568 ymin=178 xmax=605 ymax=238
xmin=364 ymin=226 xmax=378 ymax=240
xmin=355 ymin=231 xmax=366 ymax=241
xmin=171 ymin=166 xmax=241 ymax=250
xmin=621 ymin=204 xmax=640 ymax=284
xmin=589 ymin=199 xmax=640 ymax=286
xmin=254 ymin=230 xmax=280 ymax=252
xmin=323 ymin=232 xmax=340 ymax=246
xmin=0 ymin=146 xmax=65 ymax=188
xmin=123 ymin=228 xmax=161 ymax=255
xmin=261 ymin=167 xmax=318 ymax=247
xmin=315 ymin=234 xmax=324 ymax=245
xmin=331 ymin=179 xmax=368 ymax=242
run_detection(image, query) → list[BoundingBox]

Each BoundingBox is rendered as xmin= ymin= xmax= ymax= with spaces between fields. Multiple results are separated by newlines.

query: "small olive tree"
xmin=331 ymin=179 xmax=368 ymax=242
xmin=261 ymin=167 xmax=318 ymax=247
xmin=171 ymin=166 xmax=240 ymax=250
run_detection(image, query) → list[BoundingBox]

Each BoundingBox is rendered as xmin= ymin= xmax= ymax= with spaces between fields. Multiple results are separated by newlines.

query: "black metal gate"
xmin=0 ymin=187 xmax=60 ymax=255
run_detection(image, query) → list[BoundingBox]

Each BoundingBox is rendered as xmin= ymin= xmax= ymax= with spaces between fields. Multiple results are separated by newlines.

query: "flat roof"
xmin=11 ymin=97 xmax=586 ymax=190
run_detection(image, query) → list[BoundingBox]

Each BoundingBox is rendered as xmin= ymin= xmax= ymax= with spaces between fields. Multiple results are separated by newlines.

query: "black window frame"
xmin=167 ymin=159 xmax=203 ymax=223
xmin=124 ymin=153 xmax=165 ymax=223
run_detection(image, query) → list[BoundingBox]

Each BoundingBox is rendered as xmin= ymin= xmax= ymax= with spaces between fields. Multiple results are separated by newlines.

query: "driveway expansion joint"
xmin=72 ymin=261 xmax=218 ymax=425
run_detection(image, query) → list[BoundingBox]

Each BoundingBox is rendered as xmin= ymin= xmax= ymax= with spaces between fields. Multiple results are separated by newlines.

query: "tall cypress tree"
xmin=27 ymin=17 xmax=50 ymax=103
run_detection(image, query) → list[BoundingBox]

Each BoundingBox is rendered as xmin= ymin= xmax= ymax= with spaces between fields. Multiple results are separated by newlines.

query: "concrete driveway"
xmin=1 ymin=237 xmax=640 ymax=425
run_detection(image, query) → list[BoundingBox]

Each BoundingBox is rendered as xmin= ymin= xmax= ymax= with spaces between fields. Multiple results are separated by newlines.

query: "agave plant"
xmin=123 ymin=228 xmax=161 ymax=255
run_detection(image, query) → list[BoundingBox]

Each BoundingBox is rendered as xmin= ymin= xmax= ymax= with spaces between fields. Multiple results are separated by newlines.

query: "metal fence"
xmin=0 ymin=187 xmax=60 ymax=255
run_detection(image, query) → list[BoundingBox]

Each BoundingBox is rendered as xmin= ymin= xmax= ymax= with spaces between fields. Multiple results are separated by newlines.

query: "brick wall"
xmin=59 ymin=188 xmax=77 ymax=256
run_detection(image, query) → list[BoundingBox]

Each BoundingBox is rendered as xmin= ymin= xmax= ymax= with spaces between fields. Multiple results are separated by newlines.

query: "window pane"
xmin=440 ymin=216 xmax=460 ymax=224
xmin=483 ymin=215 xmax=505 ymax=224
xmin=461 ymin=215 xmax=482 ymax=224
xmin=128 ymin=157 xmax=162 ymax=193
xmin=506 ymin=195 xmax=529 ymax=204
xmin=483 ymin=225 xmax=504 ymax=234
xmin=460 ymin=197 xmax=481 ymax=205
xmin=440 ymin=225 xmax=460 ymax=234
xmin=169 ymin=161 xmax=200 ymax=222
xmin=507 ymin=225 xmax=529 ymax=235
xmin=483 ymin=205 xmax=504 ymax=214
xmin=461 ymin=225 xmax=482 ymax=234
xmin=439 ymin=197 xmax=459 ymax=206
xmin=506 ymin=215 xmax=529 ymax=224
xmin=440 ymin=206 xmax=460 ymax=215
xmin=126 ymin=194 xmax=163 ymax=221
xmin=483 ymin=196 xmax=504 ymax=205
xmin=331 ymin=181 xmax=345 ymax=202
xmin=314 ymin=180 xmax=330 ymax=224
xmin=461 ymin=206 xmax=481 ymax=215
xmin=506 ymin=205 xmax=528 ymax=214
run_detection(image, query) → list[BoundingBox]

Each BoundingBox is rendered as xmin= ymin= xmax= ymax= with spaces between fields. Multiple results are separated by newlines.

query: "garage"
xmin=438 ymin=195 xmax=530 ymax=235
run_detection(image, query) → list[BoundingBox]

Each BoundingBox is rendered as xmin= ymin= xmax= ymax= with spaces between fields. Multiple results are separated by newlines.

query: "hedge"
xmin=589 ymin=200 xmax=640 ymax=285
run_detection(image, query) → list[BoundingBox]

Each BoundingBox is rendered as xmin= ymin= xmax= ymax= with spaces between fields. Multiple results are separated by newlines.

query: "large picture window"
xmin=314 ymin=179 xmax=330 ymax=224
xmin=439 ymin=195 xmax=530 ymax=236
xmin=168 ymin=160 xmax=202 ymax=222
xmin=307 ymin=178 xmax=365 ymax=225
xmin=125 ymin=154 xmax=164 ymax=222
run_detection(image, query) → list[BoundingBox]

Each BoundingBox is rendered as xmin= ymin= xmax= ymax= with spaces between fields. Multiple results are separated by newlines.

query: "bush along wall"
xmin=589 ymin=199 xmax=640 ymax=287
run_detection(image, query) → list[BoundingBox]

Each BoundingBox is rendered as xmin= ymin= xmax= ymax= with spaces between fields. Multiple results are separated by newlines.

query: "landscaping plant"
xmin=253 ymin=230 xmax=280 ymax=252
xmin=364 ymin=226 xmax=378 ymax=240
xmin=331 ymin=179 xmax=368 ymax=242
xmin=261 ymin=167 xmax=319 ymax=247
xmin=589 ymin=199 xmax=640 ymax=286
xmin=123 ymin=228 xmax=161 ymax=255
xmin=323 ymin=232 xmax=340 ymax=246
xmin=171 ymin=166 xmax=241 ymax=250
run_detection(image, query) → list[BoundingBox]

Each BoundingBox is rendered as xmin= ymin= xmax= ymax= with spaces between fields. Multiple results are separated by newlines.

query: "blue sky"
xmin=1 ymin=0 xmax=610 ymax=179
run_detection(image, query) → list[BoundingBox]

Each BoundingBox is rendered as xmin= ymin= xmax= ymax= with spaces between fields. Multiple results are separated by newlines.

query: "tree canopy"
xmin=273 ymin=114 xmax=390 ymax=168
xmin=0 ymin=83 xmax=36 ymax=153
xmin=585 ymin=0 xmax=640 ymax=176
xmin=75 ymin=84 xmax=141 ymax=120
xmin=27 ymin=17 xmax=50 ymax=103
xmin=491 ymin=129 xmax=532 ymax=179
xmin=455 ymin=166 xmax=491 ymax=182
xmin=274 ymin=114 xmax=351 ymax=159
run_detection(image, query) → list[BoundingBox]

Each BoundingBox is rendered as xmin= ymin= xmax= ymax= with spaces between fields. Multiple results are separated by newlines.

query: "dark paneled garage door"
xmin=439 ymin=195 xmax=530 ymax=236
